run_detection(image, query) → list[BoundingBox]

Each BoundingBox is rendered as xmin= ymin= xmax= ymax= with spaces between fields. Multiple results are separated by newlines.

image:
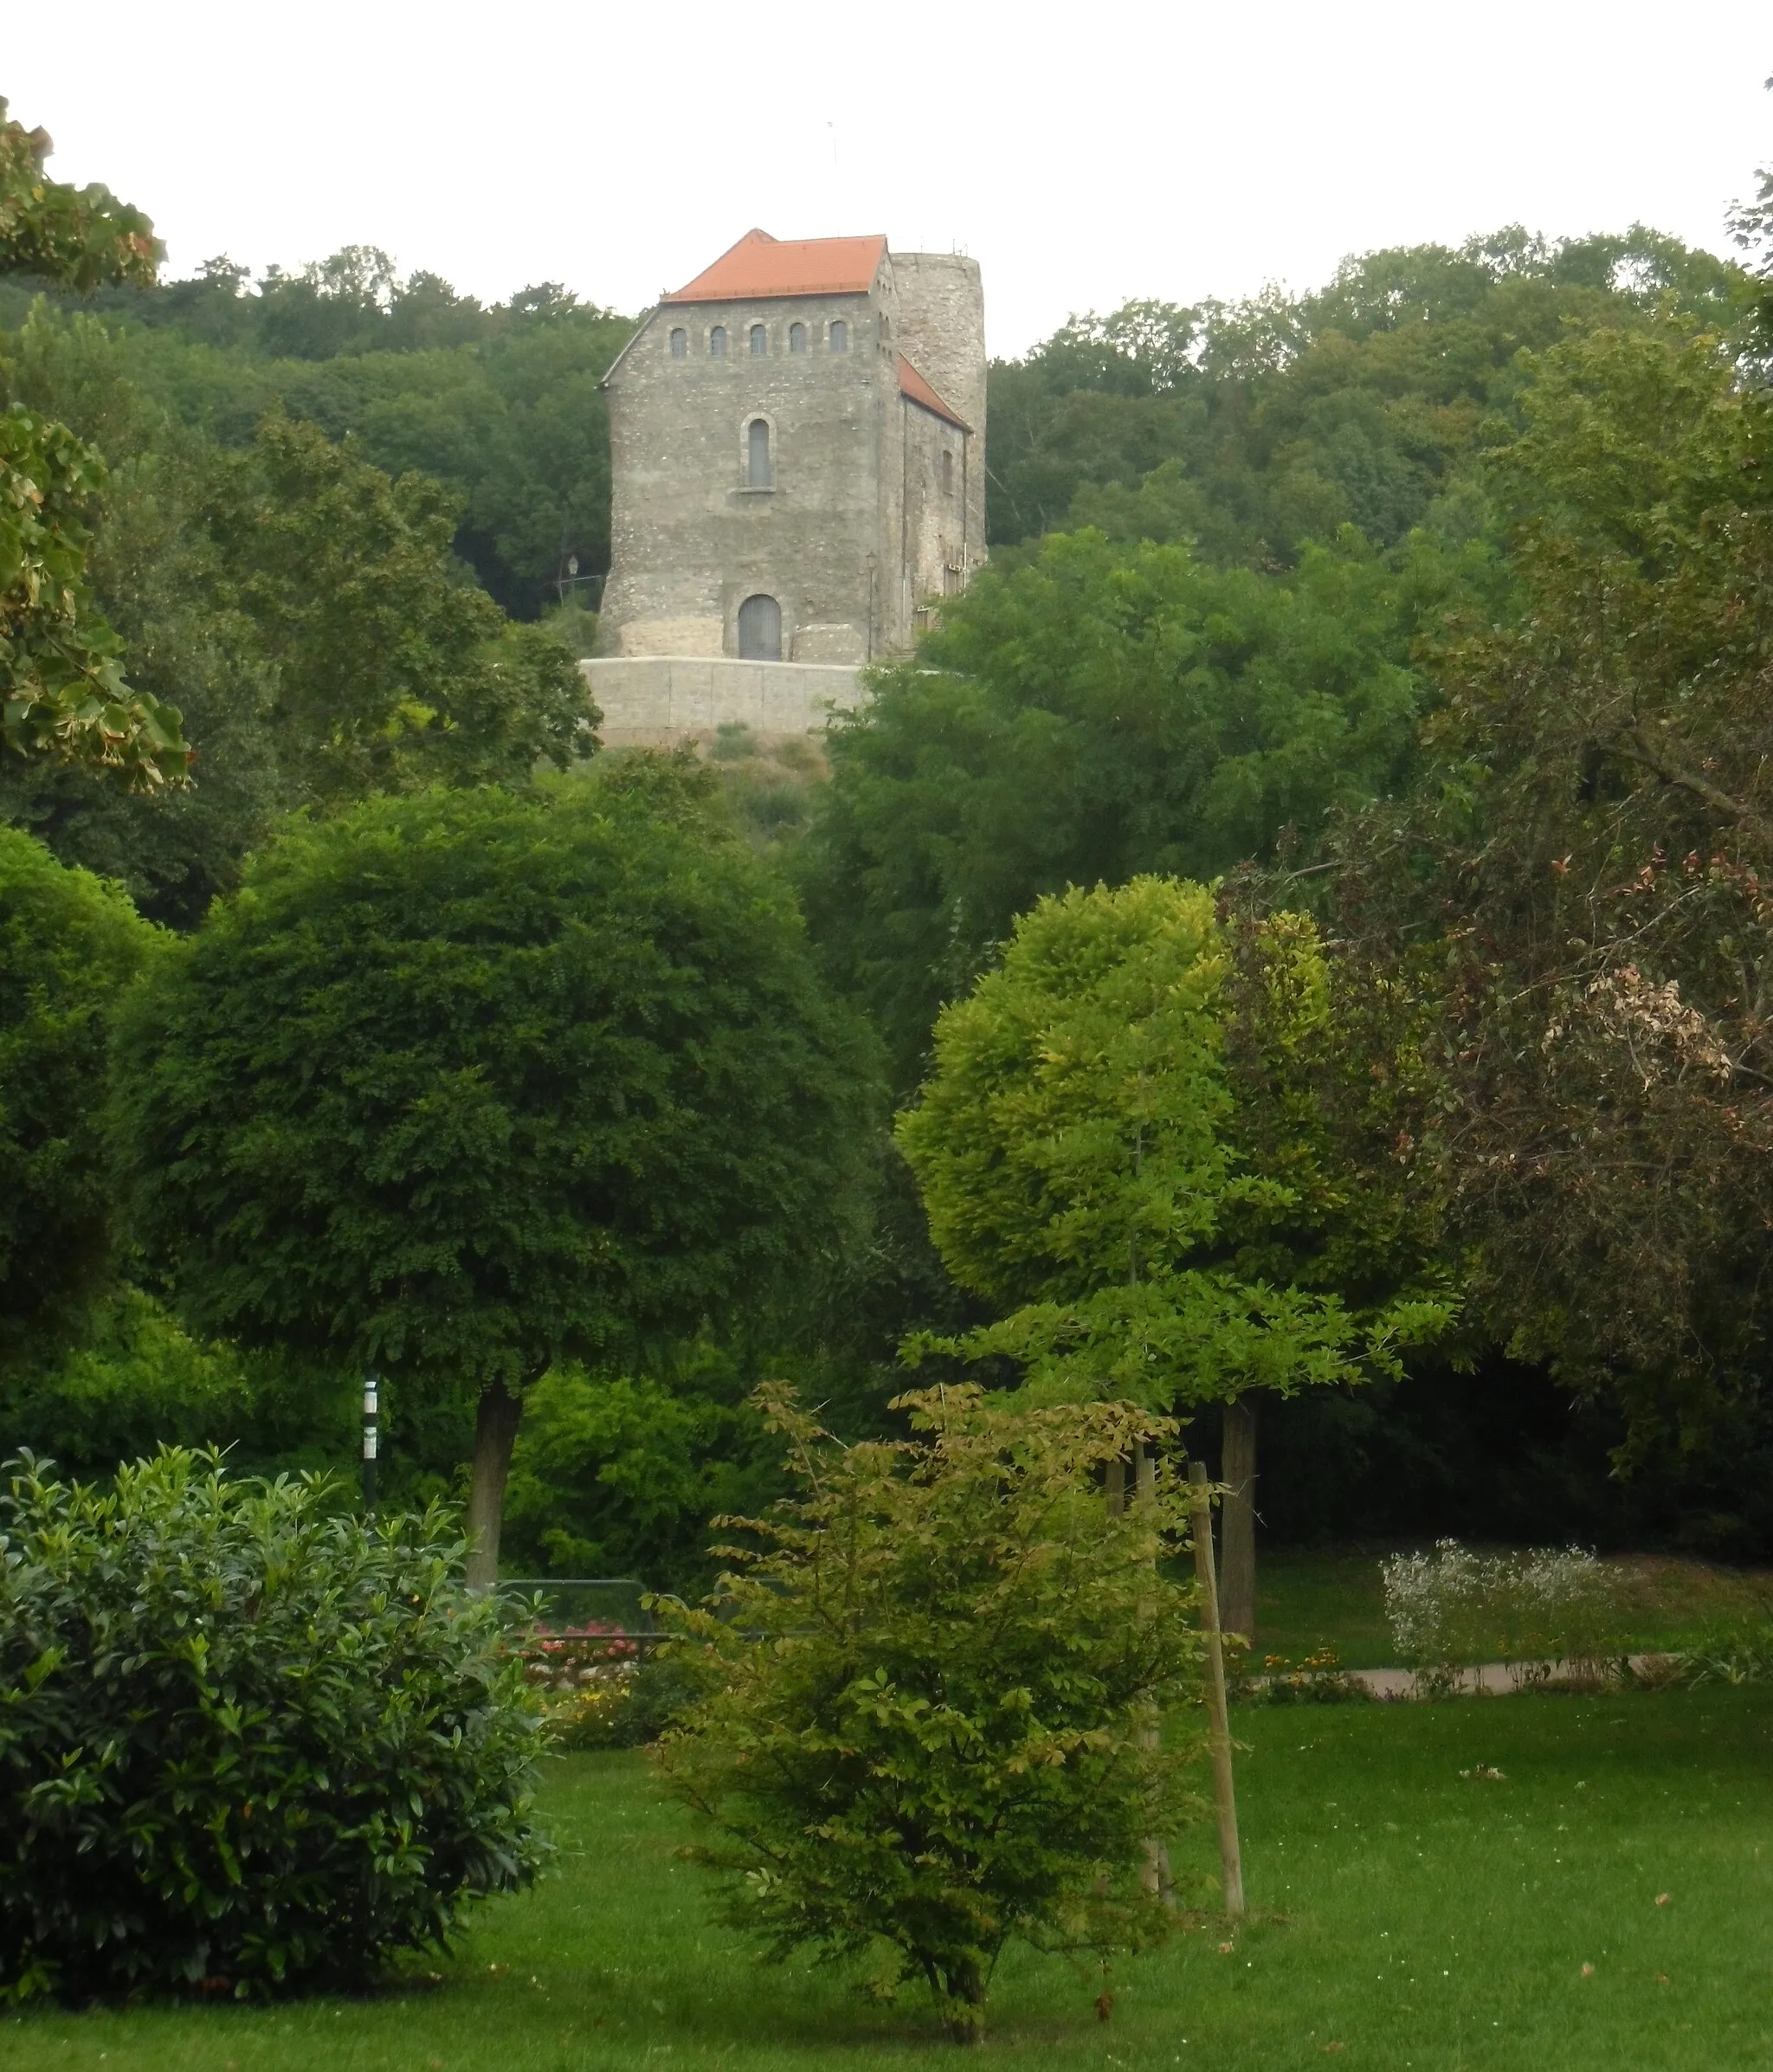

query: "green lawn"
xmin=10 ymin=1684 xmax=1773 ymax=2069
xmin=1253 ymin=1546 xmax=1773 ymax=1668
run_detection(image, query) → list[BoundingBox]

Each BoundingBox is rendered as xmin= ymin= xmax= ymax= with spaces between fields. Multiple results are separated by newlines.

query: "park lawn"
xmin=7 ymin=1684 xmax=1773 ymax=2071
xmin=1253 ymin=1545 xmax=1773 ymax=1668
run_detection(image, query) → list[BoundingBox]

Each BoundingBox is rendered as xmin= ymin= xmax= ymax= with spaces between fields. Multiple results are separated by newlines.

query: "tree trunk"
xmin=1218 ymin=1396 xmax=1259 ymax=1643
xmin=937 ymin=1954 xmax=987 ymax=2044
xmin=465 ymin=1379 xmax=523 ymax=1592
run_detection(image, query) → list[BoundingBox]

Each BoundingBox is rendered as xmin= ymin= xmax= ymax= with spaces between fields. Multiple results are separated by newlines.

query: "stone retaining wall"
xmin=581 ymin=656 xmax=864 ymax=749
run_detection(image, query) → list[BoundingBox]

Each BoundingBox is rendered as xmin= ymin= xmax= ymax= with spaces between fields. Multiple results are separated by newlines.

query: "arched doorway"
xmin=737 ymin=593 xmax=781 ymax=662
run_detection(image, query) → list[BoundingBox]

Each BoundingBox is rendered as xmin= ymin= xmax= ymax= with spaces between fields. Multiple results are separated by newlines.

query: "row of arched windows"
xmin=668 ymin=319 xmax=849 ymax=359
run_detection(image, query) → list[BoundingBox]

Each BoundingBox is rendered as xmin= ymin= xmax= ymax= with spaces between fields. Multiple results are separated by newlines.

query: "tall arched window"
xmin=737 ymin=594 xmax=782 ymax=661
xmin=828 ymin=320 xmax=848 ymax=353
xmin=668 ymin=326 xmax=687 ymax=358
xmin=750 ymin=323 xmax=767 ymax=356
xmin=746 ymin=416 xmax=772 ymax=487
xmin=709 ymin=326 xmax=727 ymax=357
xmin=941 ymin=449 xmax=954 ymax=494
xmin=789 ymin=321 xmax=807 ymax=354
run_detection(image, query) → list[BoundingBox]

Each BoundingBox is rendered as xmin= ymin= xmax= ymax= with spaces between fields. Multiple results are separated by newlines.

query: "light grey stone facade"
xmin=596 ymin=231 xmax=985 ymax=683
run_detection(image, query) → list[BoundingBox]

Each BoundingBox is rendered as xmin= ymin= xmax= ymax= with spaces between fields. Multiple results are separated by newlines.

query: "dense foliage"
xmin=1337 ymin=317 xmax=1773 ymax=1453
xmin=655 ymin=1385 xmax=1202 ymax=2042
xmin=0 ymin=307 xmax=594 ymax=922
xmin=985 ymin=229 xmax=1743 ymax=560
xmin=0 ymin=249 xmax=633 ymax=620
xmin=0 ymin=826 xmax=159 ymax=1350
xmin=898 ymin=878 xmax=1450 ymax=1404
xmin=1 ymin=104 xmax=186 ymax=789
xmin=0 ymin=1448 xmax=545 ymax=2003
xmin=801 ymin=526 xmax=1490 ymax=1084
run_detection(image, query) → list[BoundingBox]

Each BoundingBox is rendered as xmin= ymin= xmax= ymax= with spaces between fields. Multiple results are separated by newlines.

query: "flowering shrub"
xmin=1382 ymin=1539 xmax=1622 ymax=1693
xmin=516 ymin=1621 xmax=644 ymax=1749
xmin=1248 ymin=1646 xmax=1370 ymax=1705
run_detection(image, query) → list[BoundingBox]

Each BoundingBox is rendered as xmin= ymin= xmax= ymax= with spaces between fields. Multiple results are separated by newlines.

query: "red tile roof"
xmin=897 ymin=353 xmax=970 ymax=431
xmin=664 ymin=229 xmax=887 ymax=303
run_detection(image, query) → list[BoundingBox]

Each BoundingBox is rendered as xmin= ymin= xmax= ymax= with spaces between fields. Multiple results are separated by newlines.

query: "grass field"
xmin=1253 ymin=1546 xmax=1773 ymax=1667
xmin=10 ymin=1682 xmax=1773 ymax=2071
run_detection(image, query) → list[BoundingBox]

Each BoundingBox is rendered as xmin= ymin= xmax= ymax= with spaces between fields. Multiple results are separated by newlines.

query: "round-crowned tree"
xmin=112 ymin=765 xmax=877 ymax=1582
xmin=0 ymin=826 xmax=160 ymax=1355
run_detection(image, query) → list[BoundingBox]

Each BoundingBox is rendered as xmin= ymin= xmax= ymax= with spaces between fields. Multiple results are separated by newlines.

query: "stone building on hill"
xmin=586 ymin=229 xmax=985 ymax=745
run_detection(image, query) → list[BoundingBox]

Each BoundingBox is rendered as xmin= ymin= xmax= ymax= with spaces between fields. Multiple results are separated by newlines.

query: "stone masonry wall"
xmin=599 ymin=291 xmax=882 ymax=662
xmin=582 ymin=656 xmax=863 ymax=748
xmin=597 ymin=244 xmax=987 ymax=680
xmin=891 ymin=253 xmax=987 ymax=572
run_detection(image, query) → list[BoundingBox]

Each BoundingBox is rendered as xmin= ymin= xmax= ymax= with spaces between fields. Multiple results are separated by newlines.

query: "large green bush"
xmin=0 ymin=1449 xmax=545 ymax=2003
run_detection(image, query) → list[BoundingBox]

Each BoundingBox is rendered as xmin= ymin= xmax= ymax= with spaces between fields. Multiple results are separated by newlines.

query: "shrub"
xmin=1674 ymin=1617 xmax=1773 ymax=1687
xmin=0 ymin=1449 xmax=546 ymax=2003
xmin=1381 ymin=1539 xmax=1622 ymax=1692
xmin=654 ymin=1385 xmax=1203 ymax=2044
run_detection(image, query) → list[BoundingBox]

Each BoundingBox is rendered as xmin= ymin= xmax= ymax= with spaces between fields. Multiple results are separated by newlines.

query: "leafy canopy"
xmin=897 ymin=878 xmax=1453 ymax=1410
xmin=800 ymin=526 xmax=1485 ymax=1086
xmin=1338 ymin=315 xmax=1773 ymax=1435
xmin=112 ymin=771 xmax=878 ymax=1395
xmin=654 ymin=1384 xmax=1202 ymax=2043
xmin=206 ymin=409 xmax=592 ymax=804
xmin=0 ymin=101 xmax=185 ymax=789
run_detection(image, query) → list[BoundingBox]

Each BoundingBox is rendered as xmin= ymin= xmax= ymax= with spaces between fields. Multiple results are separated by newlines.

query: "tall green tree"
xmin=0 ymin=100 xmax=185 ymax=789
xmin=802 ymin=525 xmax=1488 ymax=1088
xmin=207 ymin=410 xmax=591 ymax=805
xmin=897 ymin=878 xmax=1452 ymax=1633
xmin=1337 ymin=314 xmax=1773 ymax=1452
xmin=112 ymin=765 xmax=879 ymax=1584
xmin=0 ymin=306 xmax=281 ymax=925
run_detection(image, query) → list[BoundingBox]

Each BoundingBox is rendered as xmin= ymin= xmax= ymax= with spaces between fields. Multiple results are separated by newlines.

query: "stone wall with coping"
xmin=582 ymin=655 xmax=864 ymax=748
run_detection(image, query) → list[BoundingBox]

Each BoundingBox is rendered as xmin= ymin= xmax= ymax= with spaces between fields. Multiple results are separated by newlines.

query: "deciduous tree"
xmin=0 ymin=100 xmax=185 ymax=788
xmin=897 ymin=878 xmax=1452 ymax=1634
xmin=656 ymin=1384 xmax=1202 ymax=2043
xmin=111 ymin=767 xmax=877 ymax=1584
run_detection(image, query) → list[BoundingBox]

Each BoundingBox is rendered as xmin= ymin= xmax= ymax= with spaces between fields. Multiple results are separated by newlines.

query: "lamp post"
xmin=363 ymin=1368 xmax=379 ymax=1517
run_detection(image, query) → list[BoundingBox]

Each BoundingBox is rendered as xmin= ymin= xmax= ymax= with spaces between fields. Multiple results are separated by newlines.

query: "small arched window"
xmin=750 ymin=323 xmax=767 ymax=356
xmin=746 ymin=416 xmax=772 ymax=487
xmin=941 ymin=449 xmax=955 ymax=495
xmin=789 ymin=321 xmax=807 ymax=354
xmin=668 ymin=326 xmax=687 ymax=358
xmin=828 ymin=320 xmax=848 ymax=353
xmin=709 ymin=326 xmax=727 ymax=357
xmin=738 ymin=593 xmax=782 ymax=662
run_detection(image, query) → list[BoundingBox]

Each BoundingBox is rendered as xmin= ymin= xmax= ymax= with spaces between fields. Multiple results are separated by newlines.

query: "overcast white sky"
xmin=10 ymin=2 xmax=1771 ymax=356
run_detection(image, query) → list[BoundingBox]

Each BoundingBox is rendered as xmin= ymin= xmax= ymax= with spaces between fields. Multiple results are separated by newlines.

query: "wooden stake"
xmin=1135 ymin=1445 xmax=1173 ymax=1902
xmin=1189 ymin=1459 xmax=1245 ymax=1918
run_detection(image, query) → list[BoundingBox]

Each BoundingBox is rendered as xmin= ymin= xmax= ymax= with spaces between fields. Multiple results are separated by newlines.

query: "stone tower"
xmin=589 ymin=230 xmax=984 ymax=742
